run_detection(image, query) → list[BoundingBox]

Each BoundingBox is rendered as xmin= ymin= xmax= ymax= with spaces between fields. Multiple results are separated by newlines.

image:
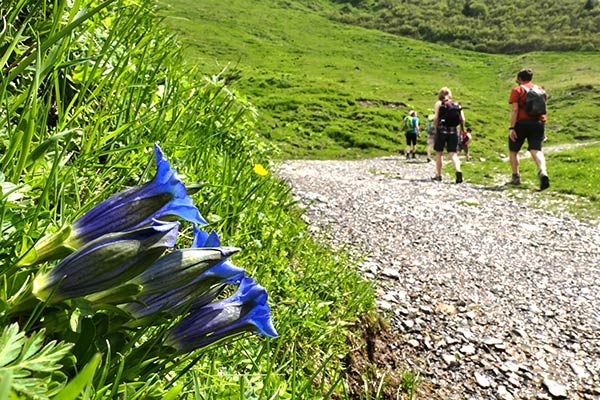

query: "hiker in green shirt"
xmin=403 ymin=110 xmax=420 ymax=160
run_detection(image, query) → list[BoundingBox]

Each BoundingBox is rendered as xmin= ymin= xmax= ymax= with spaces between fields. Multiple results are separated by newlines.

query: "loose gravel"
xmin=277 ymin=156 xmax=600 ymax=400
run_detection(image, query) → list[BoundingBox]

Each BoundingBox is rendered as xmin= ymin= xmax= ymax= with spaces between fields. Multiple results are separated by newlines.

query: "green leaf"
xmin=26 ymin=130 xmax=78 ymax=167
xmin=162 ymin=383 xmax=184 ymax=400
xmin=52 ymin=353 xmax=102 ymax=400
xmin=69 ymin=299 xmax=94 ymax=333
xmin=0 ymin=370 xmax=12 ymax=400
xmin=17 ymin=336 xmax=72 ymax=373
xmin=0 ymin=323 xmax=25 ymax=368
xmin=0 ymin=323 xmax=73 ymax=398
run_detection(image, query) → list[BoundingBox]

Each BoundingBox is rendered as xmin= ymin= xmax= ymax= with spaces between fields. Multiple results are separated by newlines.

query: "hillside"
xmin=159 ymin=0 xmax=600 ymax=161
xmin=327 ymin=0 xmax=600 ymax=53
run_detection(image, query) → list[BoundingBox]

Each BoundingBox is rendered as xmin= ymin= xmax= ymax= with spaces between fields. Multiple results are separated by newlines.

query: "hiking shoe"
xmin=539 ymin=172 xmax=550 ymax=190
xmin=456 ymin=171 xmax=463 ymax=184
xmin=406 ymin=153 xmax=410 ymax=160
xmin=510 ymin=173 xmax=521 ymax=186
xmin=431 ymin=175 xmax=442 ymax=182
xmin=427 ymin=157 xmax=432 ymax=163
xmin=411 ymin=152 xmax=416 ymax=159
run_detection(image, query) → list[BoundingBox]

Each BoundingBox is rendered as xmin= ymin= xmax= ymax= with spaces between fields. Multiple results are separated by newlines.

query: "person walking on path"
xmin=404 ymin=110 xmax=420 ymax=159
xmin=459 ymin=127 xmax=472 ymax=161
xmin=425 ymin=113 xmax=435 ymax=162
xmin=508 ymin=68 xmax=550 ymax=190
xmin=433 ymin=87 xmax=465 ymax=183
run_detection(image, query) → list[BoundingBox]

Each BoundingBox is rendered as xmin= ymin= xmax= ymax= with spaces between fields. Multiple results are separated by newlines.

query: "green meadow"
xmin=159 ymin=0 xmax=600 ymax=220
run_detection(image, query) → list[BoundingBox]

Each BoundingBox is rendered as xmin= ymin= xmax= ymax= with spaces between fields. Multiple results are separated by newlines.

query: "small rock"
xmin=402 ymin=319 xmax=415 ymax=329
xmin=497 ymin=385 xmax=514 ymax=400
xmin=442 ymin=353 xmax=458 ymax=366
xmin=528 ymin=304 xmax=542 ymax=313
xmin=382 ymin=293 xmax=397 ymax=303
xmin=501 ymin=361 xmax=521 ymax=373
xmin=380 ymin=267 xmax=400 ymax=279
xmin=377 ymin=300 xmax=393 ymax=310
xmin=475 ymin=372 xmax=491 ymax=388
xmin=543 ymin=378 xmax=568 ymax=398
xmin=460 ymin=344 xmax=476 ymax=355
xmin=483 ymin=337 xmax=504 ymax=346
xmin=445 ymin=336 xmax=459 ymax=345
xmin=569 ymin=362 xmax=588 ymax=378
xmin=458 ymin=327 xmax=475 ymax=341
xmin=436 ymin=303 xmax=458 ymax=315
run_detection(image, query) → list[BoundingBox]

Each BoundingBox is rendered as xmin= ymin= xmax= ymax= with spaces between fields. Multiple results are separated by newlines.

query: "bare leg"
xmin=450 ymin=152 xmax=461 ymax=172
xmin=509 ymin=151 xmax=520 ymax=175
xmin=530 ymin=149 xmax=547 ymax=175
xmin=435 ymin=151 xmax=443 ymax=177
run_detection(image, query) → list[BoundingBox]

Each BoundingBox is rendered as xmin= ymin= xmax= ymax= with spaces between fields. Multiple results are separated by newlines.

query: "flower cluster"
xmin=29 ymin=144 xmax=277 ymax=353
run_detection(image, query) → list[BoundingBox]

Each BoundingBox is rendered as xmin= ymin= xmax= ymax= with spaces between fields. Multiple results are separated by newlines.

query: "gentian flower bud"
xmin=164 ymin=277 xmax=278 ymax=353
xmin=32 ymin=221 xmax=179 ymax=303
xmin=22 ymin=144 xmax=205 ymax=266
xmin=122 ymin=226 xmax=245 ymax=318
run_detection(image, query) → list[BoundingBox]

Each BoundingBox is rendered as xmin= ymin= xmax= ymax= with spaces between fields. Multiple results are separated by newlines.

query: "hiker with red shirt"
xmin=508 ymin=68 xmax=550 ymax=190
xmin=459 ymin=127 xmax=472 ymax=161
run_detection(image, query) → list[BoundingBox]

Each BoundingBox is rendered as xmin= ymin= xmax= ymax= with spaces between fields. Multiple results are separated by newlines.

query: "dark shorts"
xmin=459 ymin=142 xmax=469 ymax=152
xmin=434 ymin=126 xmax=459 ymax=153
xmin=405 ymin=132 xmax=417 ymax=146
xmin=509 ymin=119 xmax=545 ymax=153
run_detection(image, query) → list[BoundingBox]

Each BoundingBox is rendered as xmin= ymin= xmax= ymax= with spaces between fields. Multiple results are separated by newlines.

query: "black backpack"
xmin=439 ymin=100 xmax=462 ymax=127
xmin=521 ymin=85 xmax=547 ymax=117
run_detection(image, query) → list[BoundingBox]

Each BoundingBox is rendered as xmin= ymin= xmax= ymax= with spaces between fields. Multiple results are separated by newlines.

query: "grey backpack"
xmin=521 ymin=85 xmax=547 ymax=117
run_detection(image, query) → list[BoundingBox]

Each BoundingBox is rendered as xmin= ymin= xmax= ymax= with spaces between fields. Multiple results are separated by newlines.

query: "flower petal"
xmin=68 ymin=144 xmax=206 ymax=245
xmin=165 ymin=277 xmax=277 ymax=352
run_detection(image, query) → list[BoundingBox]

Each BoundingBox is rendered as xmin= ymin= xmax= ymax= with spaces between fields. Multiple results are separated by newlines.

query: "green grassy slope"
xmin=158 ymin=0 xmax=600 ymax=219
xmin=160 ymin=0 xmax=600 ymax=161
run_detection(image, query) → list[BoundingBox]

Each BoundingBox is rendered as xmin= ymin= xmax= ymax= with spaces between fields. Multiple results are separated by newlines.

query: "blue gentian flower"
xmin=122 ymin=225 xmax=245 ymax=318
xmin=68 ymin=144 xmax=206 ymax=244
xmin=24 ymin=144 xmax=206 ymax=265
xmin=32 ymin=221 xmax=179 ymax=303
xmin=164 ymin=276 xmax=278 ymax=353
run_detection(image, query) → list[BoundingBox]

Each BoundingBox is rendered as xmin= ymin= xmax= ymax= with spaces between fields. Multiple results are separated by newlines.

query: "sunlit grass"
xmin=1 ymin=0 xmax=376 ymax=398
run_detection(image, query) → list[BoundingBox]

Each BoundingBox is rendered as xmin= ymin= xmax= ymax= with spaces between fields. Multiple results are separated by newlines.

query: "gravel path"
xmin=277 ymin=156 xmax=600 ymax=400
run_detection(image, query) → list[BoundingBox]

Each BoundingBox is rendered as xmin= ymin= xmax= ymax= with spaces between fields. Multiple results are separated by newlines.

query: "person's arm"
xmin=509 ymin=102 xmax=519 ymax=142
xmin=433 ymin=101 xmax=440 ymax=130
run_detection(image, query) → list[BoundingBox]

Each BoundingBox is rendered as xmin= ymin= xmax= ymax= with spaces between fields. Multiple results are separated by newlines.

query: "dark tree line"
xmin=327 ymin=0 xmax=600 ymax=53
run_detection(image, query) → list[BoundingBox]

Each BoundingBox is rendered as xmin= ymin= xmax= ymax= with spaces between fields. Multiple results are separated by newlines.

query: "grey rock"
xmin=475 ymin=372 xmax=491 ymax=388
xmin=442 ymin=353 xmax=458 ymax=366
xmin=543 ymin=378 xmax=568 ymax=398
xmin=460 ymin=344 xmax=476 ymax=355
xmin=569 ymin=362 xmax=588 ymax=378
xmin=497 ymin=385 xmax=514 ymax=400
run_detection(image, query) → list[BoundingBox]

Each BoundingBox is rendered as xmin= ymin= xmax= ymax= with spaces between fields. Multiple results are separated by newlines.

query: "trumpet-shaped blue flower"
xmin=33 ymin=221 xmax=179 ymax=303
xmin=23 ymin=144 xmax=205 ymax=266
xmin=122 ymin=225 xmax=245 ymax=318
xmin=164 ymin=276 xmax=278 ymax=353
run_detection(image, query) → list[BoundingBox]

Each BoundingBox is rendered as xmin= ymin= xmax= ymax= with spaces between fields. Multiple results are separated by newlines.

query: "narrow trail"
xmin=518 ymin=140 xmax=599 ymax=159
xmin=277 ymin=155 xmax=600 ymax=400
